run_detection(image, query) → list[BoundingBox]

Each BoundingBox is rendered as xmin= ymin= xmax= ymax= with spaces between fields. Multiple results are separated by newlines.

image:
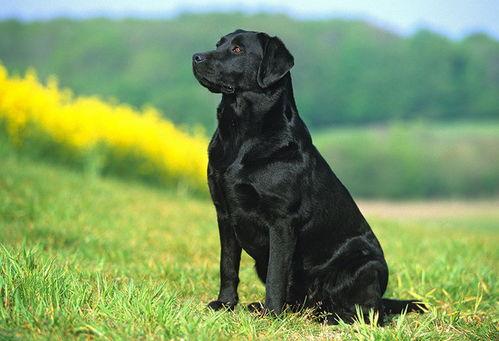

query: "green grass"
xmin=0 ymin=146 xmax=498 ymax=340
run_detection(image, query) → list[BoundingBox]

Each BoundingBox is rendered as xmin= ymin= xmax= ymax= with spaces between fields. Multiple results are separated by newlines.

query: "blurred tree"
xmin=0 ymin=14 xmax=498 ymax=129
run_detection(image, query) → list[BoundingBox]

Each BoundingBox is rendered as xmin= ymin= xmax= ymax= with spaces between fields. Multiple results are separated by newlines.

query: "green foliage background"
xmin=1 ymin=13 xmax=498 ymax=198
xmin=1 ymin=13 xmax=498 ymax=130
xmin=314 ymin=123 xmax=499 ymax=198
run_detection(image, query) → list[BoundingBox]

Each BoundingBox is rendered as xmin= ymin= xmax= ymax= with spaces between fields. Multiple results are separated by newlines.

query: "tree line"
xmin=1 ymin=13 xmax=498 ymax=130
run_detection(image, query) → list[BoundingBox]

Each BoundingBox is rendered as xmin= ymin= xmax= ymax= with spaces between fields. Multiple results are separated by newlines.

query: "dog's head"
xmin=192 ymin=30 xmax=294 ymax=94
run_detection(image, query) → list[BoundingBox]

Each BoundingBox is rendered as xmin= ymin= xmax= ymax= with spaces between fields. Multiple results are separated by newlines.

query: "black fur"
xmin=192 ymin=30 xmax=425 ymax=324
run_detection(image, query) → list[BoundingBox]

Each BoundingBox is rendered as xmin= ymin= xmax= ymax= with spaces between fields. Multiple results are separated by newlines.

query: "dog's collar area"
xmin=221 ymin=84 xmax=235 ymax=94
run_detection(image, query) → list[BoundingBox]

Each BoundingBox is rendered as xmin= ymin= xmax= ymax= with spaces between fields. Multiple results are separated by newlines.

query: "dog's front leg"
xmin=208 ymin=215 xmax=242 ymax=311
xmin=265 ymin=226 xmax=296 ymax=315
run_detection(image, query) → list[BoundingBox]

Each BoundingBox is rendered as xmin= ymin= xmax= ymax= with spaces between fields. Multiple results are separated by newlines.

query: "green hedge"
xmin=314 ymin=122 xmax=499 ymax=198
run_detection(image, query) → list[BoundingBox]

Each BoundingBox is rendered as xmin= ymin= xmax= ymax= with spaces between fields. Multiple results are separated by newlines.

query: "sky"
xmin=1 ymin=0 xmax=499 ymax=39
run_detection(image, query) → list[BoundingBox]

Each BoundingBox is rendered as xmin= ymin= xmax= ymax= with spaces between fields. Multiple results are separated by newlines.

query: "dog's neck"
xmin=216 ymin=74 xmax=298 ymax=139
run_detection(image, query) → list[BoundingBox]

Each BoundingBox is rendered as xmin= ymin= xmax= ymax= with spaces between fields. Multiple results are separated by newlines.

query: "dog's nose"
xmin=192 ymin=53 xmax=206 ymax=63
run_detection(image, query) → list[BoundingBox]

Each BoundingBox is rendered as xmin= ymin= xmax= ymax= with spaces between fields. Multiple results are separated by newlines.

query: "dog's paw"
xmin=207 ymin=300 xmax=236 ymax=311
xmin=246 ymin=302 xmax=268 ymax=314
xmin=247 ymin=302 xmax=285 ymax=317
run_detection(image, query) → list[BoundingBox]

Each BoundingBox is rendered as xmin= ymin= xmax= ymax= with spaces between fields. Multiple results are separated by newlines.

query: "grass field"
xmin=0 ymin=146 xmax=498 ymax=340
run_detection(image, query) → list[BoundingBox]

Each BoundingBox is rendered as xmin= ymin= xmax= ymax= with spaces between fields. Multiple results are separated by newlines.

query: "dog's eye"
xmin=232 ymin=46 xmax=242 ymax=54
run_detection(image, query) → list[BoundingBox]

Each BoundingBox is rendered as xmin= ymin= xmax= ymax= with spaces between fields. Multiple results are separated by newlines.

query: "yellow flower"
xmin=0 ymin=63 xmax=208 ymax=192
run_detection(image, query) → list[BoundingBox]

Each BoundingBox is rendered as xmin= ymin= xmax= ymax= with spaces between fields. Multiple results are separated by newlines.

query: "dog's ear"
xmin=257 ymin=35 xmax=294 ymax=89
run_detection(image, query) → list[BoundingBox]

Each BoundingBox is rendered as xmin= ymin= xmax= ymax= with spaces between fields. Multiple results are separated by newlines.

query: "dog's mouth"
xmin=195 ymin=75 xmax=235 ymax=94
xmin=193 ymin=65 xmax=235 ymax=94
xmin=194 ymin=74 xmax=221 ymax=94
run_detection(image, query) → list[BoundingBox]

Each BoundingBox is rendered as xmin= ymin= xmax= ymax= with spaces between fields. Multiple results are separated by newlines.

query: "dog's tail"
xmin=382 ymin=298 xmax=426 ymax=315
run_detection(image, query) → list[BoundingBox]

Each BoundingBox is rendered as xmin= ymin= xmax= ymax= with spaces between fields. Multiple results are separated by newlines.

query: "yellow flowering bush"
xmin=0 ymin=63 xmax=208 ymax=192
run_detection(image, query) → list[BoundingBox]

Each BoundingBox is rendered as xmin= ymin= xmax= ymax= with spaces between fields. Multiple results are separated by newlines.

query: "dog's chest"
xmin=209 ymin=137 xmax=269 ymax=213
xmin=209 ymin=152 xmax=252 ymax=209
xmin=209 ymin=156 xmax=271 ymax=256
xmin=208 ymin=128 xmax=303 ymax=217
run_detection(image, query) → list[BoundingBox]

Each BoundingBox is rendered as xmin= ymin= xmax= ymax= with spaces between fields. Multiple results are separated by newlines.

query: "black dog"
xmin=192 ymin=29 xmax=424 ymax=324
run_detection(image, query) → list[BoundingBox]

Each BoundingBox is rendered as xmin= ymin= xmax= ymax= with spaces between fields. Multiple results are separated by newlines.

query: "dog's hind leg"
xmin=319 ymin=260 xmax=387 ymax=325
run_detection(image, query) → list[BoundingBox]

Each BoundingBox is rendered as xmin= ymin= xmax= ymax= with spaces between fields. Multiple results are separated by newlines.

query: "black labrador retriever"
xmin=192 ymin=29 xmax=424 ymax=324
